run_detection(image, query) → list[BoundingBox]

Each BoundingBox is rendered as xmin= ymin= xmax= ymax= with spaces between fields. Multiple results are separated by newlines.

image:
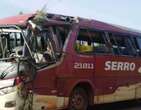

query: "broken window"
xmin=28 ymin=25 xmax=70 ymax=67
xmin=0 ymin=29 xmax=24 ymax=58
xmin=134 ymin=37 xmax=141 ymax=56
xmin=75 ymin=29 xmax=111 ymax=54
xmin=109 ymin=33 xmax=136 ymax=56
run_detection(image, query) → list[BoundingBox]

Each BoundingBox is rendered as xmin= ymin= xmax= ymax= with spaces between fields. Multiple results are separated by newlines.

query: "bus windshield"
xmin=25 ymin=24 xmax=70 ymax=67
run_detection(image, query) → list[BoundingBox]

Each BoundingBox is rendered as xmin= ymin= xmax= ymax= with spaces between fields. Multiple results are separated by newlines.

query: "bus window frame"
xmin=107 ymin=32 xmax=138 ymax=57
xmin=133 ymin=36 xmax=141 ymax=56
xmin=74 ymin=28 xmax=94 ymax=55
xmin=74 ymin=27 xmax=113 ymax=56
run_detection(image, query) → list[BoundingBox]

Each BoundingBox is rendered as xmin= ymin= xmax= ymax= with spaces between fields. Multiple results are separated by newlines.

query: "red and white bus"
xmin=1 ymin=13 xmax=141 ymax=110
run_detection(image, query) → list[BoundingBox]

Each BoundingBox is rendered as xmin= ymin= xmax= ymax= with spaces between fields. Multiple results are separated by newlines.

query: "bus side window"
xmin=91 ymin=31 xmax=111 ymax=54
xmin=109 ymin=34 xmax=120 ymax=55
xmin=75 ymin=29 xmax=93 ymax=54
xmin=135 ymin=37 xmax=141 ymax=56
xmin=115 ymin=36 xmax=129 ymax=55
xmin=125 ymin=37 xmax=137 ymax=56
xmin=109 ymin=34 xmax=136 ymax=56
xmin=75 ymin=29 xmax=112 ymax=54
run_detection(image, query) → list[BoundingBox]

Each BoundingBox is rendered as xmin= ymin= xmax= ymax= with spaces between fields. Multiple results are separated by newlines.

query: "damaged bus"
xmin=1 ymin=12 xmax=141 ymax=110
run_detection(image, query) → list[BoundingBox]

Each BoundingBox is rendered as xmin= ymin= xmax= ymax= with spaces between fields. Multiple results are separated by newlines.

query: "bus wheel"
xmin=68 ymin=88 xmax=88 ymax=110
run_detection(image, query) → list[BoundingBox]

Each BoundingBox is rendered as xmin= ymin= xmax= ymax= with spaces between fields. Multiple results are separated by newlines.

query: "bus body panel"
xmin=30 ymin=22 xmax=141 ymax=109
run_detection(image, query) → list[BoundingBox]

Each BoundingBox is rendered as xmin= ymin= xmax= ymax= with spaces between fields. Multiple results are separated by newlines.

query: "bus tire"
xmin=68 ymin=87 xmax=88 ymax=110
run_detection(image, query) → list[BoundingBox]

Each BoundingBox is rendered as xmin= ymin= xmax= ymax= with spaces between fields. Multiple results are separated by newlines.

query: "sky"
xmin=0 ymin=0 xmax=141 ymax=30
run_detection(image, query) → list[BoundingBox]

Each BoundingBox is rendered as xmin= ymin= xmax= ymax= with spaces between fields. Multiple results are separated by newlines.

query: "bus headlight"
xmin=5 ymin=100 xmax=16 ymax=108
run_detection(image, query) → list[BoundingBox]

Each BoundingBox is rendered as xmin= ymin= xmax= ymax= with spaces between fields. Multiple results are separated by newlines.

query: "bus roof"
xmin=0 ymin=13 xmax=140 ymax=36
xmin=0 ymin=13 xmax=34 ymax=26
xmin=82 ymin=19 xmax=141 ymax=36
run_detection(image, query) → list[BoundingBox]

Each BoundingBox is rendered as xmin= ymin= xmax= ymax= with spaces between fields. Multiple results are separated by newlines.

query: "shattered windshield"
xmin=25 ymin=23 xmax=70 ymax=67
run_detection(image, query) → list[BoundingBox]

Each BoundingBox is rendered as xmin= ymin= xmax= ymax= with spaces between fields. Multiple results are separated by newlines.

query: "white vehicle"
xmin=0 ymin=13 xmax=35 ymax=110
xmin=0 ymin=78 xmax=16 ymax=110
xmin=0 ymin=25 xmax=27 ymax=110
xmin=0 ymin=12 xmax=41 ymax=110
